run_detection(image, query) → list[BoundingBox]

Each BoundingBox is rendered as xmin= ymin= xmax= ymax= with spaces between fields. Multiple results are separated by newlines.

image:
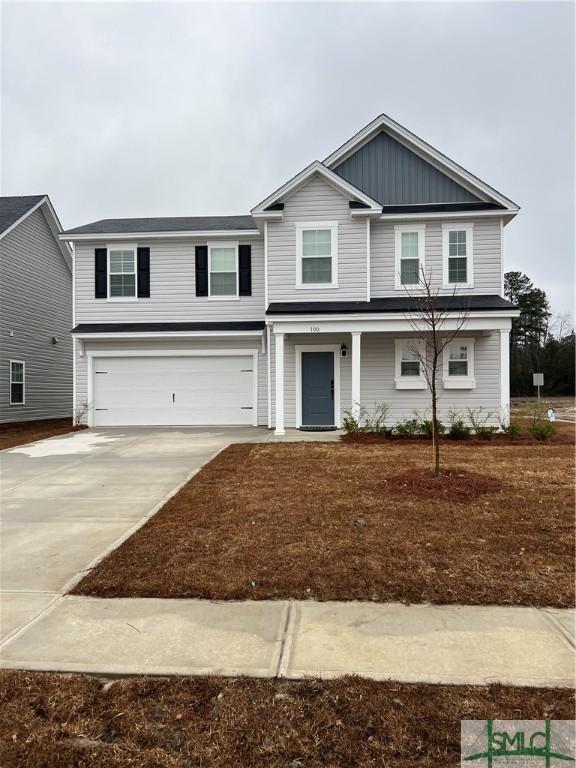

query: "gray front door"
xmin=301 ymin=351 xmax=334 ymax=426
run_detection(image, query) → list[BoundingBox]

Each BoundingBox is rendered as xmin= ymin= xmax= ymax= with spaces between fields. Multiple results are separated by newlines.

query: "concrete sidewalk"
xmin=1 ymin=596 xmax=573 ymax=687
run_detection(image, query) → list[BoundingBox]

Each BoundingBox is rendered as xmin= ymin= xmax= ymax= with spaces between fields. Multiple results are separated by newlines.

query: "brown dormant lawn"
xmin=1 ymin=671 xmax=573 ymax=768
xmin=73 ymin=423 xmax=574 ymax=607
xmin=0 ymin=418 xmax=84 ymax=451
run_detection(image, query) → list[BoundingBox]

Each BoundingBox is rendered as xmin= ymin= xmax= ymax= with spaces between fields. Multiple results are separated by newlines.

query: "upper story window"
xmin=395 ymin=225 xmax=425 ymax=289
xmin=442 ymin=223 xmax=473 ymax=289
xmin=296 ymin=222 xmax=338 ymax=289
xmin=394 ymin=339 xmax=426 ymax=389
xmin=10 ymin=360 xmax=25 ymax=405
xmin=208 ymin=243 xmax=238 ymax=297
xmin=109 ymin=247 xmax=136 ymax=298
xmin=443 ymin=337 xmax=476 ymax=389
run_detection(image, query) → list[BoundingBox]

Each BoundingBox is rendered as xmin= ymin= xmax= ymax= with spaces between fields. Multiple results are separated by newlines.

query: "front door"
xmin=301 ymin=351 xmax=335 ymax=426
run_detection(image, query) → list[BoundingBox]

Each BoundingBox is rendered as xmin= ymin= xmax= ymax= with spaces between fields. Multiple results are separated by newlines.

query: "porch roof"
xmin=266 ymin=294 xmax=516 ymax=316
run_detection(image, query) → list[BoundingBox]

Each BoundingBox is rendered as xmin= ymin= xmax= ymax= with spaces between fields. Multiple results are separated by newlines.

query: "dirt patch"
xmin=73 ymin=437 xmax=575 ymax=607
xmin=386 ymin=467 xmax=503 ymax=501
xmin=0 ymin=418 xmax=85 ymax=451
xmin=0 ymin=671 xmax=573 ymax=768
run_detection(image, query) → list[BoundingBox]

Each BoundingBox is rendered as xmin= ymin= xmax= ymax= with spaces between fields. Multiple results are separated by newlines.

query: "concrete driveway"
xmin=0 ymin=426 xmax=266 ymax=643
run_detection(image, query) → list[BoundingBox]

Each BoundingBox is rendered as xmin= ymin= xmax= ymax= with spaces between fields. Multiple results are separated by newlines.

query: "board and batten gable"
xmin=74 ymin=236 xmax=265 ymax=323
xmin=266 ymin=174 xmax=368 ymax=303
xmin=0 ymin=207 xmax=72 ymax=423
xmin=370 ymin=217 xmax=503 ymax=297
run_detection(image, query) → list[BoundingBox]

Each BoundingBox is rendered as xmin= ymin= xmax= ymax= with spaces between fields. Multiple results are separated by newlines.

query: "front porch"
xmin=268 ymin=313 xmax=513 ymax=435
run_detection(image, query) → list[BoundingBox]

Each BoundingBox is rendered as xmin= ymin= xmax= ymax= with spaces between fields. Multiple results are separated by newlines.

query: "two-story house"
xmin=1 ymin=195 xmax=72 ymax=423
xmin=61 ymin=114 xmax=519 ymax=434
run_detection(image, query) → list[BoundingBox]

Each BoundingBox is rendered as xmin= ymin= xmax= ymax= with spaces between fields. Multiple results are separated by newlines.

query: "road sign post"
xmin=533 ymin=372 xmax=544 ymax=400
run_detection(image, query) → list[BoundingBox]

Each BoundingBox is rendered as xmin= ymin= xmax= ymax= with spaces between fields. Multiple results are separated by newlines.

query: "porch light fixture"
xmin=340 ymin=344 xmax=348 ymax=358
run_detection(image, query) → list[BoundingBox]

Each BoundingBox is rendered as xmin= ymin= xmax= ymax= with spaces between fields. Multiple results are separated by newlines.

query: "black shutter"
xmin=95 ymin=248 xmax=107 ymax=298
xmin=195 ymin=245 xmax=208 ymax=296
xmin=238 ymin=244 xmax=252 ymax=296
xmin=137 ymin=247 xmax=150 ymax=298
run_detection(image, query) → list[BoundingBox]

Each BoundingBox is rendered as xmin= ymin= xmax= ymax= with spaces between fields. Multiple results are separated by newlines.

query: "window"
xmin=296 ymin=222 xmax=338 ymax=288
xmin=109 ymin=247 xmax=136 ymax=298
xmin=442 ymin=223 xmax=473 ymax=288
xmin=209 ymin=244 xmax=238 ymax=297
xmin=395 ymin=226 xmax=425 ymax=289
xmin=394 ymin=340 xmax=426 ymax=389
xmin=10 ymin=361 xmax=25 ymax=405
xmin=401 ymin=347 xmax=421 ymax=377
xmin=443 ymin=338 xmax=475 ymax=388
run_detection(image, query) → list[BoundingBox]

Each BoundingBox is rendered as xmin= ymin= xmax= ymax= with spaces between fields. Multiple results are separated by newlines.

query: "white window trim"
xmin=107 ymin=243 xmax=138 ymax=302
xmin=208 ymin=240 xmax=239 ymax=300
xmin=295 ymin=345 xmax=341 ymax=428
xmin=394 ymin=339 xmax=427 ymax=389
xmin=442 ymin=336 xmax=476 ymax=389
xmin=295 ymin=221 xmax=338 ymax=289
xmin=9 ymin=360 xmax=25 ymax=405
xmin=394 ymin=224 xmax=425 ymax=290
xmin=442 ymin=223 xmax=474 ymax=289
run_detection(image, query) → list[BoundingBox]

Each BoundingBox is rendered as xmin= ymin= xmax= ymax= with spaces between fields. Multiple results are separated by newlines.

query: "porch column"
xmin=351 ymin=331 xmax=362 ymax=420
xmin=500 ymin=328 xmax=510 ymax=426
xmin=274 ymin=332 xmax=285 ymax=435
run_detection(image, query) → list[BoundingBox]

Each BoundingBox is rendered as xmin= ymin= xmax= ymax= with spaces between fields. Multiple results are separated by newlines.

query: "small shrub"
xmin=528 ymin=421 xmax=555 ymax=441
xmin=395 ymin=418 xmax=421 ymax=437
xmin=447 ymin=420 xmax=471 ymax=440
xmin=501 ymin=422 xmax=522 ymax=437
xmin=466 ymin=407 xmax=497 ymax=437
xmin=475 ymin=425 xmax=498 ymax=440
xmin=343 ymin=403 xmax=391 ymax=435
xmin=419 ymin=419 xmax=445 ymax=438
xmin=73 ymin=401 xmax=89 ymax=427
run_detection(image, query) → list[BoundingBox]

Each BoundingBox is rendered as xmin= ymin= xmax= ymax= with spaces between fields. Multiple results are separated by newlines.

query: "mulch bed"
xmin=73 ymin=431 xmax=575 ymax=607
xmin=0 ymin=418 xmax=85 ymax=451
xmin=1 ymin=671 xmax=573 ymax=768
xmin=386 ymin=467 xmax=503 ymax=501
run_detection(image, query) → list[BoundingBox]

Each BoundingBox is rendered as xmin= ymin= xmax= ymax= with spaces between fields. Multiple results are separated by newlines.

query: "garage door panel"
xmin=92 ymin=355 xmax=255 ymax=426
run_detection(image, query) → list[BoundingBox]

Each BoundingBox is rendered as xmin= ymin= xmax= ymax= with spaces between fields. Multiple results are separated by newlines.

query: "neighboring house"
xmin=61 ymin=114 xmax=519 ymax=434
xmin=0 ymin=196 xmax=73 ymax=424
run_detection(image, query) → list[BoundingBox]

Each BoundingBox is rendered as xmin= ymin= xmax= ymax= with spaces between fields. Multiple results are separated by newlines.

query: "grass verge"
xmin=1 ymin=671 xmax=573 ymax=768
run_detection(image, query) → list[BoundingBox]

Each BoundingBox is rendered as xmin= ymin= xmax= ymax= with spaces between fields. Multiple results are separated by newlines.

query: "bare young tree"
xmin=403 ymin=268 xmax=470 ymax=477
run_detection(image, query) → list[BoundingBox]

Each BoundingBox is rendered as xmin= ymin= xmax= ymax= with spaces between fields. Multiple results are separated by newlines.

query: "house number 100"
xmin=309 ymin=326 xmax=320 ymax=333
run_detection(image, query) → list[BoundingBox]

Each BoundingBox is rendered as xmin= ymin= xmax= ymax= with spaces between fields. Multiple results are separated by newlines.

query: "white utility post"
xmin=274 ymin=332 xmax=285 ymax=435
xmin=500 ymin=328 xmax=510 ymax=426
xmin=351 ymin=331 xmax=362 ymax=420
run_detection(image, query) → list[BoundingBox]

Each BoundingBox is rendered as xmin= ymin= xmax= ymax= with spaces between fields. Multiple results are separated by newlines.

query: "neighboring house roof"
xmin=61 ymin=215 xmax=258 ymax=237
xmin=0 ymin=195 xmax=47 ymax=236
xmin=0 ymin=194 xmax=72 ymax=269
xmin=266 ymin=295 xmax=517 ymax=315
xmin=323 ymin=114 xmax=519 ymax=212
xmin=72 ymin=321 xmax=265 ymax=334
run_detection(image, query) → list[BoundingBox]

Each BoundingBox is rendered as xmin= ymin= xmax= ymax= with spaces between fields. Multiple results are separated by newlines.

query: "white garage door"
xmin=92 ymin=355 xmax=255 ymax=426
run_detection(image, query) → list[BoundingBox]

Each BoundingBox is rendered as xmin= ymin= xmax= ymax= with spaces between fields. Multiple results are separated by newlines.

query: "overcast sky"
xmin=2 ymin=1 xmax=574 ymax=316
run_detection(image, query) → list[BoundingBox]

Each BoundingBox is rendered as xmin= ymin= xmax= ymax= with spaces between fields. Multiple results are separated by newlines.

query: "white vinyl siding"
xmin=74 ymin=237 xmax=264 ymax=323
xmin=370 ymin=218 xmax=502 ymax=297
xmin=267 ymin=174 xmax=367 ymax=302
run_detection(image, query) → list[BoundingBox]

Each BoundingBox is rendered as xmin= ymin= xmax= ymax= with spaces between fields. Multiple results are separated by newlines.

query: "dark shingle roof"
xmin=72 ymin=321 xmax=265 ymax=334
xmin=0 ymin=195 xmax=46 ymax=235
xmin=62 ymin=215 xmax=257 ymax=236
xmin=266 ymin=295 xmax=517 ymax=315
